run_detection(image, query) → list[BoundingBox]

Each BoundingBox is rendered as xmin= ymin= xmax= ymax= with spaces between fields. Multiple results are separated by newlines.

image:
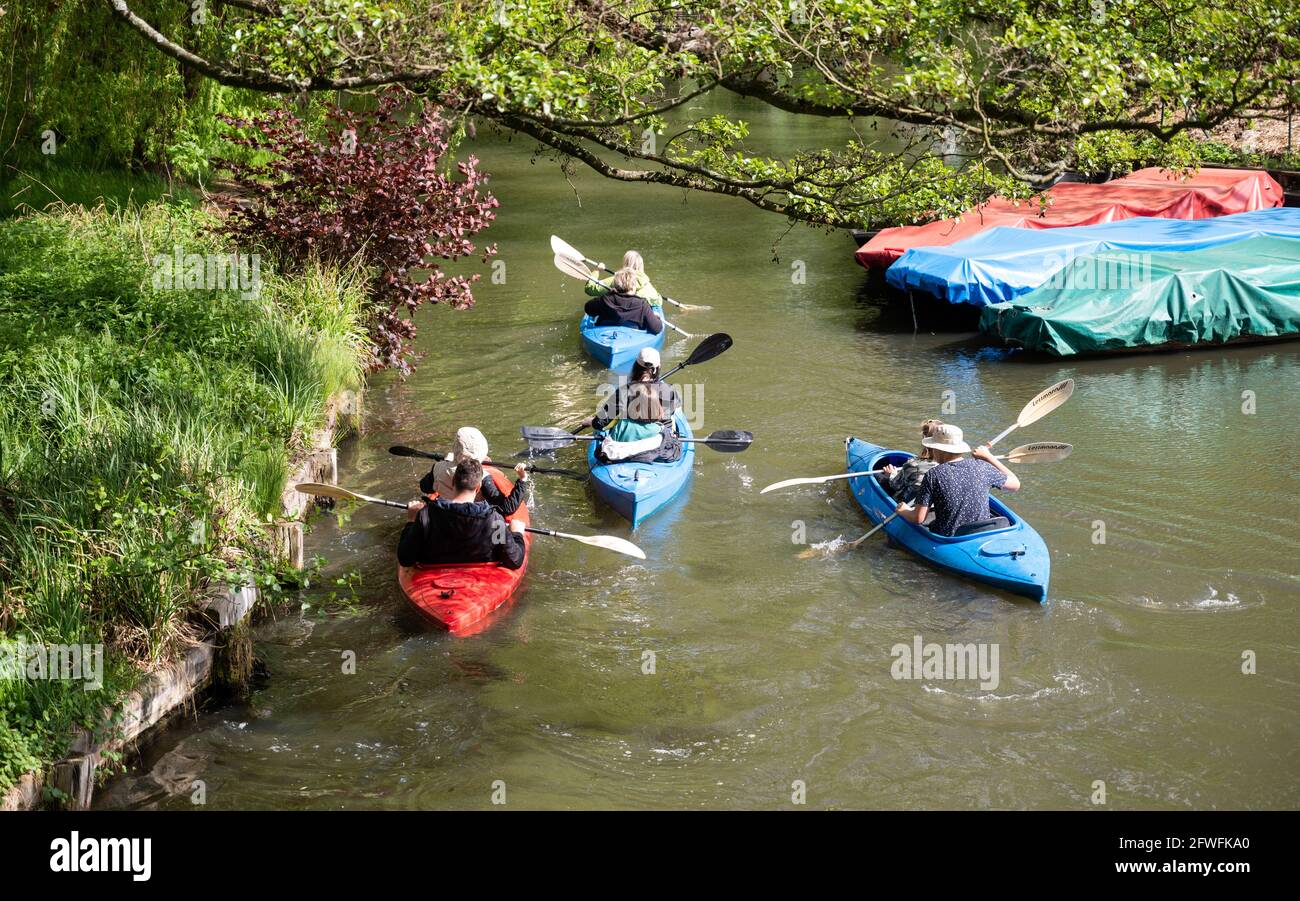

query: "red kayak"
xmin=397 ymin=467 xmax=532 ymax=635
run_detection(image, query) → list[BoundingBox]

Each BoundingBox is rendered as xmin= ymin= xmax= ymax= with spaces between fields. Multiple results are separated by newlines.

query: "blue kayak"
xmin=845 ymin=437 xmax=1050 ymax=602
xmin=588 ymin=410 xmax=695 ymax=527
xmin=580 ymin=314 xmax=666 ymax=371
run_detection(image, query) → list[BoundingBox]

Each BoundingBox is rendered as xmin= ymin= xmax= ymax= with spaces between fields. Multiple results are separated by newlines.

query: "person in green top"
xmin=584 ymin=347 xmax=683 ymax=464
xmin=586 ymin=250 xmax=664 ymax=311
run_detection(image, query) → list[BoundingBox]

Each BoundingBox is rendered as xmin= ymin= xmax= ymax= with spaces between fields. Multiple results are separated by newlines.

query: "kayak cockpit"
xmin=866 ymin=449 xmax=1022 ymax=541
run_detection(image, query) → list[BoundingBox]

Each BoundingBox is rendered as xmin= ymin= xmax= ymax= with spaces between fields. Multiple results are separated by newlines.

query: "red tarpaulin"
xmin=855 ymin=168 xmax=1284 ymax=269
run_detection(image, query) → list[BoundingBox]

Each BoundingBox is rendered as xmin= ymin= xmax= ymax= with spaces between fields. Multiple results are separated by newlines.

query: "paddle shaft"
xmin=582 ymin=260 xmax=693 ymax=311
xmin=850 ymin=512 xmax=900 ymax=548
xmin=535 ymin=431 xmax=745 ymax=447
xmin=388 ymin=447 xmax=582 ymax=478
xmin=297 ymin=484 xmax=638 ymax=553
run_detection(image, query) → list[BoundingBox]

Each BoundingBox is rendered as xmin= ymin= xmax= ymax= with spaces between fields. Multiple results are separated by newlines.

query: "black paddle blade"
xmin=520 ymin=426 xmax=576 ymax=451
xmin=701 ymin=429 xmax=753 ymax=453
xmin=521 ymin=426 xmax=573 ymax=441
xmin=685 ymin=332 xmax=732 ymax=366
xmin=389 ymin=445 xmax=443 ymax=460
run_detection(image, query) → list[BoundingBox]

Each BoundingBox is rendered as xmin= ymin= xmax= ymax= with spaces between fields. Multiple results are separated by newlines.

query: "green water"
xmin=98 ymin=98 xmax=1300 ymax=811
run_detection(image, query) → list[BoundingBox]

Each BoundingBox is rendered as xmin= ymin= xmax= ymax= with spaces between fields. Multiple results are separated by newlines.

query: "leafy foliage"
xmin=217 ymin=91 xmax=498 ymax=372
xmin=0 ymin=202 xmax=369 ymax=792
xmin=0 ymin=0 xmax=268 ymax=180
xmin=99 ymin=0 xmax=1300 ymax=228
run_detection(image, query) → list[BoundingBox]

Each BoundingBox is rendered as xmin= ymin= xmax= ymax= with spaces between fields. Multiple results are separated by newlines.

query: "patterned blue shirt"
xmin=914 ymin=458 xmax=1007 ymax=537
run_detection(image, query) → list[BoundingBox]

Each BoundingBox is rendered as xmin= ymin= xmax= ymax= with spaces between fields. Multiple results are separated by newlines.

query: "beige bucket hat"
xmin=921 ymin=423 xmax=972 ymax=455
xmin=447 ymin=426 xmax=489 ymax=463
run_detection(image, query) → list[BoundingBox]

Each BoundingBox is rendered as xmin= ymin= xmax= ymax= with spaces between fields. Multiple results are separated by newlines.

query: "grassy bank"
xmin=0 ymin=201 xmax=370 ymax=794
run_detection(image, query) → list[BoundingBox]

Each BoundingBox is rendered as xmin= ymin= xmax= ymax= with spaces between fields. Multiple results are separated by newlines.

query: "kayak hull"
xmin=580 ymin=314 xmax=666 ymax=371
xmin=397 ymin=467 xmax=532 ymax=634
xmin=845 ymin=438 xmax=1049 ymax=602
xmin=588 ymin=410 xmax=695 ymax=527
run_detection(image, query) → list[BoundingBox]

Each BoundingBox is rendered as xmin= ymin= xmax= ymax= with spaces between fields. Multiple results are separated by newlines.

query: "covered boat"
xmin=855 ymin=168 xmax=1283 ymax=269
xmin=845 ymin=437 xmax=1050 ymax=602
xmin=887 ymin=208 xmax=1300 ymax=307
xmin=978 ymin=235 xmax=1300 ymax=356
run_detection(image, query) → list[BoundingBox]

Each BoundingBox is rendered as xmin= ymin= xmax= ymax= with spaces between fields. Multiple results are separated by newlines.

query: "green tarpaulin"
xmin=978 ymin=235 xmax=1300 ymax=356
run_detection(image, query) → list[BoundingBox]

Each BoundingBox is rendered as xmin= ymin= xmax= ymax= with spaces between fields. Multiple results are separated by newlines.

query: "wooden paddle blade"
xmin=761 ymin=477 xmax=817 ymax=494
xmin=1017 ymin=378 xmax=1075 ymax=427
xmin=668 ymin=297 xmax=712 ymax=312
xmin=760 ymin=469 xmax=882 ymax=493
xmin=1004 ymin=442 xmax=1073 ymax=463
xmin=295 ymin=482 xmax=360 ymax=502
xmin=559 ymin=532 xmax=647 ymax=559
xmin=553 ymin=253 xmax=596 ymax=282
xmin=550 ymin=234 xmax=585 ymax=261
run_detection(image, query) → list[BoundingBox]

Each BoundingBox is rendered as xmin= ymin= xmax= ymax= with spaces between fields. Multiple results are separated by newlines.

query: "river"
xmin=97 ymin=94 xmax=1300 ymax=810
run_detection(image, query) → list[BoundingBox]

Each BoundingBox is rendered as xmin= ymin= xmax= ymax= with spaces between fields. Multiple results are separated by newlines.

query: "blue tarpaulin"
xmin=886 ymin=208 xmax=1300 ymax=307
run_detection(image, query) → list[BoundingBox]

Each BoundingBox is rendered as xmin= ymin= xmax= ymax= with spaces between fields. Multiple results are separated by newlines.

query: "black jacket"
xmin=397 ymin=499 xmax=525 ymax=569
xmin=584 ymin=292 xmax=663 ymax=333
xmin=591 ymin=382 xmax=681 ymax=431
xmin=418 ymin=466 xmax=525 ymax=516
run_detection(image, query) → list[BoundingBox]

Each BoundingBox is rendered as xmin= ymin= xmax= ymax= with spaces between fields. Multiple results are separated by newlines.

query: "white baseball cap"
xmin=637 ymin=347 xmax=661 ymax=368
xmin=921 ymin=423 xmax=972 ymax=454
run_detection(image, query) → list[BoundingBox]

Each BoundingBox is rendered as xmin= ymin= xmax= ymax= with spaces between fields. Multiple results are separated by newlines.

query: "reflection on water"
xmin=98 ymin=95 xmax=1300 ymax=811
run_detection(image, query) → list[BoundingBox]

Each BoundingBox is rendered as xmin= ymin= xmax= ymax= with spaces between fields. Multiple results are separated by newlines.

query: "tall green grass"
xmin=0 ymin=202 xmax=369 ymax=793
xmin=1 ymin=154 xmax=199 ymax=219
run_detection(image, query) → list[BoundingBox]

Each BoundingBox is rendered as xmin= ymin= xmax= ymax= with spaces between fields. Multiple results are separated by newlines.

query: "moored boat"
xmin=397 ymin=467 xmax=532 ymax=634
xmin=588 ymin=410 xmax=695 ymax=527
xmin=844 ymin=437 xmax=1050 ymax=602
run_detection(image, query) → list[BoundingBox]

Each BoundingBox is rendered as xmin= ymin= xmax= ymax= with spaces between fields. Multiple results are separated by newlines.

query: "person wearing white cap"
xmin=582 ymin=267 xmax=663 ymax=334
xmin=583 ymin=346 xmax=683 ymax=464
xmin=894 ymin=423 xmax=1022 ymax=537
xmin=418 ymin=426 xmax=529 ymax=514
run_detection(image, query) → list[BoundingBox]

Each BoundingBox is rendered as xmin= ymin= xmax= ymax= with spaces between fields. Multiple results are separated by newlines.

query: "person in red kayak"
xmin=399 ymin=458 xmax=526 ymax=569
xmin=420 ymin=426 xmax=528 ymax=515
xmin=583 ymin=268 xmax=663 ymax=334
xmin=894 ymin=423 xmax=1021 ymax=537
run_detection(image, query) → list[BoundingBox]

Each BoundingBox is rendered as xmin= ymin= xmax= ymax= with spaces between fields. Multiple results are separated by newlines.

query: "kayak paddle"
xmin=294 ymin=483 xmax=647 ymax=559
xmin=387 ymin=445 xmax=586 ymax=480
xmin=797 ymin=508 xmax=904 ymax=559
xmin=552 ymin=252 xmax=694 ymax=338
xmin=986 ymin=379 xmax=1075 ymax=449
xmin=806 ymin=380 xmax=1077 ymax=557
xmin=658 ymin=332 xmax=732 ymax=381
xmin=761 ymin=442 xmax=1072 ymax=494
xmin=521 ymin=426 xmax=754 ymax=453
xmin=550 ymin=235 xmax=711 ymax=311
